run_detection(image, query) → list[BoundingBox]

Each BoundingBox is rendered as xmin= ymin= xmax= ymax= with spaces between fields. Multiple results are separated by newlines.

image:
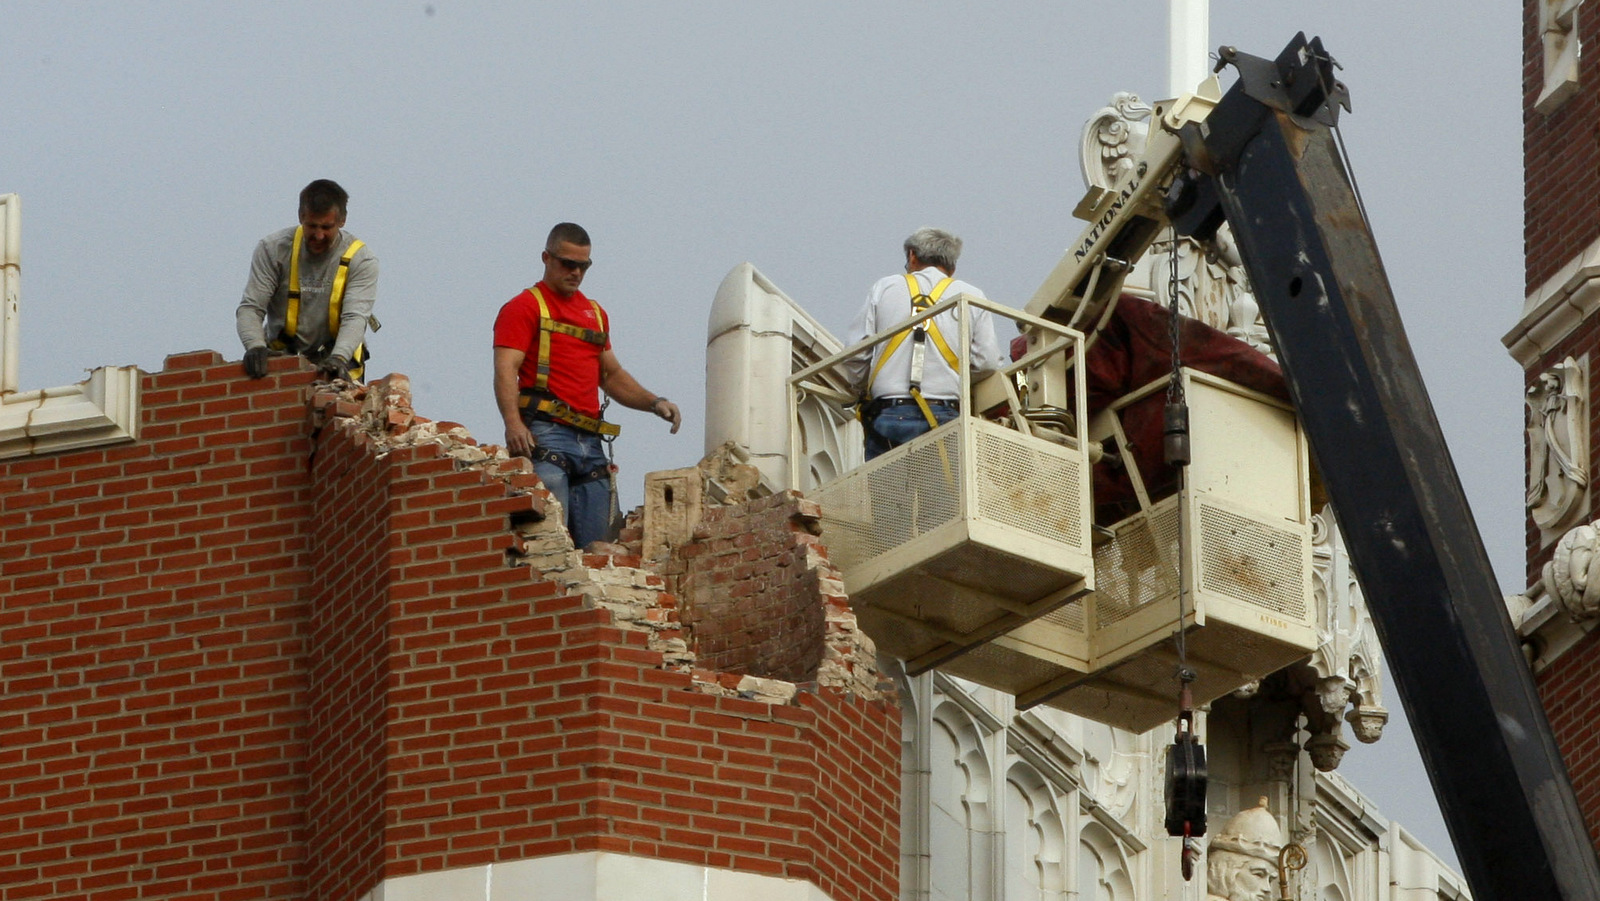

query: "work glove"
xmin=317 ymin=355 xmax=352 ymax=382
xmin=243 ymin=346 xmax=270 ymax=379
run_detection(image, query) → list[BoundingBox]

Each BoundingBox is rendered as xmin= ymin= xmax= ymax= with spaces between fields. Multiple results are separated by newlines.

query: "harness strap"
xmin=276 ymin=227 xmax=365 ymax=349
xmin=868 ymin=275 xmax=960 ymax=395
xmin=530 ymin=446 xmax=610 ymax=486
xmin=327 ymin=238 xmax=366 ymax=330
xmin=284 ymin=226 xmax=305 ymax=341
xmin=530 ymin=285 xmax=608 ymax=394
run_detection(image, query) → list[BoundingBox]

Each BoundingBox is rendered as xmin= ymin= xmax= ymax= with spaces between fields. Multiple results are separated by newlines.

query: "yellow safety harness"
xmin=867 ymin=273 xmax=960 ymax=428
xmin=515 ymin=285 xmax=622 ymax=437
xmin=270 ymin=226 xmax=370 ymax=380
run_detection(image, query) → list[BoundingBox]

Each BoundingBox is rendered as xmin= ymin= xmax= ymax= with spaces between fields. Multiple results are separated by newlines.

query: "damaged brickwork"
xmin=0 ymin=352 xmax=901 ymax=901
xmin=315 ymin=374 xmax=887 ymax=704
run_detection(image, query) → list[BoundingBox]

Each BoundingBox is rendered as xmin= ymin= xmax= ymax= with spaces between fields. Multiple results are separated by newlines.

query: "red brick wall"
xmin=1525 ymin=0 xmax=1600 ymax=853
xmin=305 ymin=414 xmax=392 ymax=900
xmin=364 ymin=436 xmax=901 ymax=901
xmin=1539 ymin=626 xmax=1600 ymax=849
xmin=1523 ymin=0 xmax=1600 ymax=583
xmin=674 ymin=494 xmax=829 ymax=683
xmin=0 ymin=350 xmax=315 ymax=900
xmin=1 ymin=352 xmax=900 ymax=901
xmin=1524 ymin=0 xmax=1600 ymax=291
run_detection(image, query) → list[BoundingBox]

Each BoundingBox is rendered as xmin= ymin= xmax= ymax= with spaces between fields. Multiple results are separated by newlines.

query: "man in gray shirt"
xmin=236 ymin=179 xmax=379 ymax=381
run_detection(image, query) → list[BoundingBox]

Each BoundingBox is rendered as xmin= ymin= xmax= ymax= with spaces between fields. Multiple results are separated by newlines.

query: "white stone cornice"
xmin=0 ymin=365 xmax=142 ymax=460
xmin=1504 ymin=234 xmax=1600 ymax=366
xmin=359 ymin=852 xmax=838 ymax=901
xmin=0 ymin=193 xmax=142 ymax=460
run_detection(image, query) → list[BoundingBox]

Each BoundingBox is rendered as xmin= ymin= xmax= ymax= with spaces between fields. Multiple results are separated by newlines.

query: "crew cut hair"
xmin=547 ymin=222 xmax=592 ymax=250
xmin=299 ymin=179 xmax=349 ymax=217
xmin=904 ymin=227 xmax=962 ymax=272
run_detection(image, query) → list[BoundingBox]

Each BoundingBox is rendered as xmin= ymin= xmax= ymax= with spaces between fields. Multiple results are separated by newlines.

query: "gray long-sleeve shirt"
xmin=236 ymin=226 xmax=378 ymax=362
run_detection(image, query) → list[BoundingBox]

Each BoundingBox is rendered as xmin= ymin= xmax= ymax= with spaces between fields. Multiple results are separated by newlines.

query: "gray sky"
xmin=5 ymin=0 xmax=1522 ymax=873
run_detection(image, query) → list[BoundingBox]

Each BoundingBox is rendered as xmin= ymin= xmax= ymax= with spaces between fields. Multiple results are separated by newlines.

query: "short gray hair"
xmin=904 ymin=227 xmax=962 ymax=272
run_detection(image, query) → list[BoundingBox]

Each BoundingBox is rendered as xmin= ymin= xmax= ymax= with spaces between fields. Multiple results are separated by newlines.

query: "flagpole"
xmin=1169 ymin=0 xmax=1210 ymax=97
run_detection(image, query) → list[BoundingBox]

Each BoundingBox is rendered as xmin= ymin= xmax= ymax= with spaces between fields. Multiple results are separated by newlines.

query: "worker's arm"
xmin=969 ymin=306 xmax=1006 ymax=375
xmin=236 ymin=237 xmax=279 ymax=352
xmin=494 ymin=345 xmax=536 ymax=457
xmin=600 ymin=348 xmax=681 ymax=434
xmin=839 ymin=291 xmax=877 ymax=395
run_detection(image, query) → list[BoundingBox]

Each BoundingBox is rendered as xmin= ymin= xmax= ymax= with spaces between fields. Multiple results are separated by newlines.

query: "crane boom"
xmin=1057 ymin=33 xmax=1600 ymax=900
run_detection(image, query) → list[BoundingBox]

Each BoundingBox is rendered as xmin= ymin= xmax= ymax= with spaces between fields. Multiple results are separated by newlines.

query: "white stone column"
xmin=1168 ymin=0 xmax=1210 ymax=98
xmin=1 ymin=194 xmax=20 ymax=395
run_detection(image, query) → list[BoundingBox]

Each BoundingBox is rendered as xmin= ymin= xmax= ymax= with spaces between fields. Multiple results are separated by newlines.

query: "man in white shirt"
xmin=843 ymin=227 xmax=1004 ymax=459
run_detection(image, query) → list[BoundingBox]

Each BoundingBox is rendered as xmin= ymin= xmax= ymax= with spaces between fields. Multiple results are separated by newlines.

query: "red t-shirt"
xmin=493 ymin=283 xmax=612 ymax=418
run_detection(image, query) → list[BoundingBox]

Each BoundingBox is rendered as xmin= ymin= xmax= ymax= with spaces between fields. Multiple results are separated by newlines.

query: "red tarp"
xmin=1011 ymin=295 xmax=1289 ymax=525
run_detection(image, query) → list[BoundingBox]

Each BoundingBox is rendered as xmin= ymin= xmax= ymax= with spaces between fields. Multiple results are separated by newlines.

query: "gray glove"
xmin=243 ymin=346 xmax=270 ymax=379
xmin=317 ymin=355 xmax=351 ymax=382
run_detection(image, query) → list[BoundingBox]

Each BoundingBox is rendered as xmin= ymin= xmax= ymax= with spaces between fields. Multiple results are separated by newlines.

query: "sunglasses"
xmin=547 ymin=251 xmax=593 ymax=272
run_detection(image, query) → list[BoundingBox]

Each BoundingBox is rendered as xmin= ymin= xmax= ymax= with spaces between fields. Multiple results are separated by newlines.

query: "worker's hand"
xmin=317 ymin=355 xmax=352 ymax=382
xmin=650 ymin=396 xmax=682 ymax=435
xmin=504 ymin=418 xmax=536 ymax=458
xmin=243 ymin=346 xmax=270 ymax=379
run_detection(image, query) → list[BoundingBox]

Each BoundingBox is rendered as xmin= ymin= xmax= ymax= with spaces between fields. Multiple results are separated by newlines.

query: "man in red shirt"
xmin=493 ymin=223 xmax=682 ymax=548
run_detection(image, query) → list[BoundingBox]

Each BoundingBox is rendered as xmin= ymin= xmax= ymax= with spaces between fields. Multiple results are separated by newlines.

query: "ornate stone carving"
xmin=1526 ymin=356 xmax=1588 ymax=533
xmin=1206 ymin=799 xmax=1283 ymax=901
xmin=1544 ymin=520 xmax=1600 ymax=620
xmin=1080 ymin=92 xmax=1151 ymax=191
xmin=1263 ymin=741 xmax=1299 ymax=783
xmin=1080 ymin=720 xmax=1139 ymax=822
xmin=1079 ymin=93 xmax=1272 ymax=352
xmin=1304 ymin=732 xmax=1350 ymax=772
xmin=1305 ymin=507 xmax=1387 ymax=757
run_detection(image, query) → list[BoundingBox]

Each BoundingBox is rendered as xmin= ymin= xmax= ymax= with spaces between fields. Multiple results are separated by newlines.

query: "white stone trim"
xmin=1504 ymin=234 xmax=1600 ymax=366
xmin=1536 ymin=0 xmax=1583 ymax=115
xmin=0 ymin=364 xmax=141 ymax=460
xmin=1509 ymin=586 xmax=1600 ymax=673
xmin=2 ymin=194 xmax=20 ymax=394
xmin=0 ymin=192 xmax=141 ymax=459
xmin=358 ymin=851 xmax=838 ymax=901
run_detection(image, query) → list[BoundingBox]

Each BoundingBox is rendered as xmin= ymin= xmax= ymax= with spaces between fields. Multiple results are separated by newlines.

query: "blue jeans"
xmin=864 ymin=401 xmax=958 ymax=460
xmin=527 ymin=418 xmax=615 ymax=548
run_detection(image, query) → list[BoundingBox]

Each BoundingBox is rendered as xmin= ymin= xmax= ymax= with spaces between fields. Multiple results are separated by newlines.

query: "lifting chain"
xmin=1161 ymin=230 xmax=1206 ymax=880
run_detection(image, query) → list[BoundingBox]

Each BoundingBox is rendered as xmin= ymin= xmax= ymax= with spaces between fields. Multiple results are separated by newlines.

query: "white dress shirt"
xmin=842 ymin=266 xmax=1005 ymax=401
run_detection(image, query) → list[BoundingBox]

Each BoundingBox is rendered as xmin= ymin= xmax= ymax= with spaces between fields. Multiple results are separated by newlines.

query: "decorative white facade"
xmin=0 ymin=194 xmax=141 ymax=460
xmin=697 ymin=69 xmax=1478 ymax=895
xmin=1525 ymin=355 xmax=1589 ymax=538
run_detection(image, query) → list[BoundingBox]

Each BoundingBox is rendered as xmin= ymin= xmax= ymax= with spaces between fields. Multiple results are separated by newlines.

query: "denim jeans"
xmin=527 ymin=418 xmax=615 ymax=549
xmin=864 ymin=401 xmax=958 ymax=460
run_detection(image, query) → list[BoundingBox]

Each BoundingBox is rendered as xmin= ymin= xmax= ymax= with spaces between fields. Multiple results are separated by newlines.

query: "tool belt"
xmin=518 ymin=390 xmax=621 ymax=437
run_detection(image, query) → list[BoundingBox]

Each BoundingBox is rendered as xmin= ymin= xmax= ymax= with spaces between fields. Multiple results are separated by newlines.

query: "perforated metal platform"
xmin=812 ymin=416 xmax=1095 ymax=675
